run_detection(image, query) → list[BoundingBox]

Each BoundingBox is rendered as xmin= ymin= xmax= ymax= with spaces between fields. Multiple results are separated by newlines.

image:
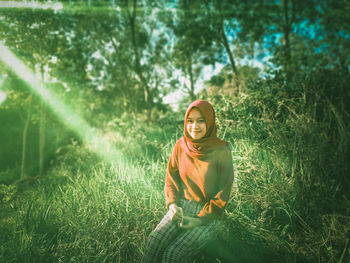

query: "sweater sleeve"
xmin=164 ymin=141 xmax=181 ymax=210
xmin=197 ymin=148 xmax=234 ymax=221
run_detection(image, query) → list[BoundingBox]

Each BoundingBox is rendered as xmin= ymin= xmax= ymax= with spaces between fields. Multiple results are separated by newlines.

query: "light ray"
xmin=0 ymin=89 xmax=6 ymax=104
xmin=0 ymin=1 xmax=63 ymax=11
xmin=0 ymin=43 xmax=123 ymax=163
xmin=0 ymin=43 xmax=161 ymax=200
xmin=0 ymin=73 xmax=6 ymax=104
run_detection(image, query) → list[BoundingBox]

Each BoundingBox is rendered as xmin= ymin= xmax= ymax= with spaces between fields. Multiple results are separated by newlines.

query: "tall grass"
xmin=0 ymin=139 xmax=172 ymax=262
xmin=206 ymin=69 xmax=350 ymax=262
xmin=1 ymin=69 xmax=349 ymax=262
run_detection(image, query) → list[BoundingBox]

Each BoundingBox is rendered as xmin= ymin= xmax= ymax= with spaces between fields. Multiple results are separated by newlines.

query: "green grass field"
xmin=1 ymin=72 xmax=349 ymax=263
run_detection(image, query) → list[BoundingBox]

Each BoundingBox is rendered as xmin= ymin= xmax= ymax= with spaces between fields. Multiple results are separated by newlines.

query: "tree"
xmin=165 ymin=0 xmax=221 ymax=100
xmin=0 ymin=7 xmax=93 ymax=175
xmin=209 ymin=0 xmax=238 ymax=76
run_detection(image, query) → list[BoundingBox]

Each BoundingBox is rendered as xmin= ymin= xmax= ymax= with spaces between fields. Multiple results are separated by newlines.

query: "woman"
xmin=141 ymin=100 xmax=234 ymax=263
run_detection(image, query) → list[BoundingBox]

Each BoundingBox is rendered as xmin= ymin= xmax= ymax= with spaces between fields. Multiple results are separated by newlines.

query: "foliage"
xmin=1 ymin=67 xmax=349 ymax=262
xmin=200 ymin=68 xmax=350 ymax=262
xmin=0 ymin=1 xmax=349 ymax=262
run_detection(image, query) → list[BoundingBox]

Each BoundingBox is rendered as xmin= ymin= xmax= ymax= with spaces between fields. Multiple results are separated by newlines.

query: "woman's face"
xmin=186 ymin=108 xmax=207 ymax=140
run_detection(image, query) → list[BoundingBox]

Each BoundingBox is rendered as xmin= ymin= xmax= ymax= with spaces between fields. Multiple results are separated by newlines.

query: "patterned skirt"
xmin=141 ymin=199 xmax=222 ymax=263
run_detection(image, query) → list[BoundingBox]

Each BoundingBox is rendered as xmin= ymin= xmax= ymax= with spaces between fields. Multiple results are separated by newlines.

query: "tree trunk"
xmin=21 ymin=95 xmax=32 ymax=178
xmin=128 ymin=0 xmax=152 ymax=122
xmin=220 ymin=18 xmax=237 ymax=76
xmin=187 ymin=55 xmax=196 ymax=101
xmin=283 ymin=0 xmax=292 ymax=81
xmin=216 ymin=1 xmax=238 ymax=76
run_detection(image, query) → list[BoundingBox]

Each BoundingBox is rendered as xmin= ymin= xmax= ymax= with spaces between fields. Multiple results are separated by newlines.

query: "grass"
xmin=0 ymin=126 xmax=348 ymax=262
xmin=1 ymin=70 xmax=349 ymax=262
xmin=0 ymin=143 xmax=168 ymax=263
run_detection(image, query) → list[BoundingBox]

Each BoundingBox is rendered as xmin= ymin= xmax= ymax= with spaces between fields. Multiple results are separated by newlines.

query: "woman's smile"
xmin=187 ymin=108 xmax=207 ymax=140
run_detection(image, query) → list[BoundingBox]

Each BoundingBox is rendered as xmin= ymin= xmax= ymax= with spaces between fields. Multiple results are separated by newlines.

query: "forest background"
xmin=0 ymin=0 xmax=349 ymax=262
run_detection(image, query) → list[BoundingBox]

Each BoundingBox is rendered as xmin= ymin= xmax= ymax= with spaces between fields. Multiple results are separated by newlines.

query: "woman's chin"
xmin=191 ymin=134 xmax=204 ymax=140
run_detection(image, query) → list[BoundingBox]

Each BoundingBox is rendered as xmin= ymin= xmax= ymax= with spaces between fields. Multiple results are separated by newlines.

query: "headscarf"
xmin=183 ymin=100 xmax=228 ymax=159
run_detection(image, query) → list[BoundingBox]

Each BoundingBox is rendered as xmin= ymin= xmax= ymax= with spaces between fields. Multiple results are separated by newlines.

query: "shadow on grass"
xmin=195 ymin=238 xmax=314 ymax=263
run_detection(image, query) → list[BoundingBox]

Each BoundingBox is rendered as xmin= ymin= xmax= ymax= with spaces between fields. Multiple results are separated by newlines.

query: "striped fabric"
xmin=141 ymin=199 xmax=222 ymax=263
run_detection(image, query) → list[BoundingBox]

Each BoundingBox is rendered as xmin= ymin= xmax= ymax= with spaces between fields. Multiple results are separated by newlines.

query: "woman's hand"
xmin=169 ymin=203 xmax=183 ymax=223
xmin=179 ymin=216 xmax=202 ymax=229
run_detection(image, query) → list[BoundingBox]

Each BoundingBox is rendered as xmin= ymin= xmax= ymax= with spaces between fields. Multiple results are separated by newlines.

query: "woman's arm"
xmin=165 ymin=141 xmax=182 ymax=209
xmin=197 ymin=149 xmax=234 ymax=221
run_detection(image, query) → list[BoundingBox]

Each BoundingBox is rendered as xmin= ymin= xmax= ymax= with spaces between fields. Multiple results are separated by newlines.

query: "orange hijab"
xmin=183 ymin=100 xmax=228 ymax=159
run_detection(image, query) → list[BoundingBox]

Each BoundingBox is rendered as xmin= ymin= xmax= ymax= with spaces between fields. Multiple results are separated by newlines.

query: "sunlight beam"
xmin=0 ymin=43 xmax=161 ymax=199
xmin=0 ymin=89 xmax=6 ymax=104
xmin=0 ymin=42 xmax=123 ymax=163
xmin=0 ymin=1 xmax=63 ymax=11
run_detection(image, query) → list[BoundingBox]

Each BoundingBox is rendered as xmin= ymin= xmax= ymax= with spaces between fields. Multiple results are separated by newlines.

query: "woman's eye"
xmin=199 ymin=119 xmax=205 ymax=123
xmin=188 ymin=120 xmax=193 ymax=123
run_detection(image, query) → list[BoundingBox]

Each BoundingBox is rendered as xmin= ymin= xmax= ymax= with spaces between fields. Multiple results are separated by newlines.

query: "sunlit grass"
xmin=0 ymin=44 xmax=167 ymax=261
xmin=0 ymin=42 xmax=176 ymax=262
xmin=0 ymin=149 xmax=165 ymax=262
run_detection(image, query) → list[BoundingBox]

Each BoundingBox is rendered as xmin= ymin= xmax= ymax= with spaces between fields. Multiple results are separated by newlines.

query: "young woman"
xmin=141 ymin=100 xmax=234 ymax=263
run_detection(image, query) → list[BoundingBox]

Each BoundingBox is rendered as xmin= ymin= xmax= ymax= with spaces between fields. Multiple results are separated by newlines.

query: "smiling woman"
xmin=141 ymin=100 xmax=234 ymax=263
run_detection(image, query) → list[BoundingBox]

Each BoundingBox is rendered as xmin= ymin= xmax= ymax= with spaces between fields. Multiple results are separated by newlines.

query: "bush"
xmin=199 ymin=68 xmax=350 ymax=262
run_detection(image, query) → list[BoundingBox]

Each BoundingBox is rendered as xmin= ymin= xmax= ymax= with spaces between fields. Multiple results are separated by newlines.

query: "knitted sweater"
xmin=165 ymin=137 xmax=234 ymax=221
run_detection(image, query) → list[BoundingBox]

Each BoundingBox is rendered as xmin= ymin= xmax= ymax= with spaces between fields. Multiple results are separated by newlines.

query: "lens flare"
xmin=0 ymin=43 xmax=122 ymax=161
xmin=0 ymin=1 xmax=63 ymax=11
xmin=0 ymin=90 xmax=6 ymax=104
xmin=0 ymin=43 xmax=161 ymax=199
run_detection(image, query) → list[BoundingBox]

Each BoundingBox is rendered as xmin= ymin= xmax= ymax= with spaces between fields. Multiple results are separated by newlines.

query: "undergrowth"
xmin=1 ymin=69 xmax=349 ymax=262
